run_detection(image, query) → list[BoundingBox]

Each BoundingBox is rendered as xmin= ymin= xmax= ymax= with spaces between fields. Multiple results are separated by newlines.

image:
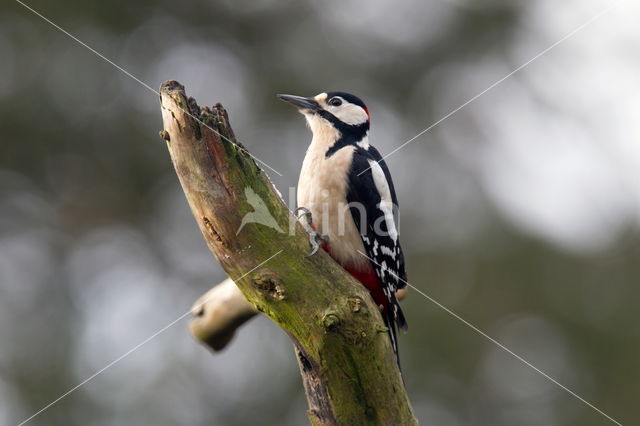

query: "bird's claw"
xmin=307 ymin=232 xmax=329 ymax=257
xmin=294 ymin=206 xmax=313 ymax=224
xmin=294 ymin=207 xmax=329 ymax=256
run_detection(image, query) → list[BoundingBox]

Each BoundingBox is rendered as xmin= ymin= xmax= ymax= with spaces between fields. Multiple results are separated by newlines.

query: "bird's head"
xmin=278 ymin=91 xmax=370 ymax=139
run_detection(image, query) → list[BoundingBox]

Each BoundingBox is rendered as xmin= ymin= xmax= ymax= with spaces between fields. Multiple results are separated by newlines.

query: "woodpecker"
xmin=278 ymin=91 xmax=408 ymax=365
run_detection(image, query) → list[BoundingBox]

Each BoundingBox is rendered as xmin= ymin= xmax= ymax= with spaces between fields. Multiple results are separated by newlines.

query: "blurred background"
xmin=1 ymin=0 xmax=638 ymax=425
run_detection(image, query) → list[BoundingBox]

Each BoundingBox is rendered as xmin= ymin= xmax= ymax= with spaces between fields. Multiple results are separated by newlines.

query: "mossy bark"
xmin=159 ymin=80 xmax=417 ymax=426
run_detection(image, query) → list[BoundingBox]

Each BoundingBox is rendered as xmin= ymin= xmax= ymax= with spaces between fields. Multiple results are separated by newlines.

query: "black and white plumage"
xmin=278 ymin=91 xmax=408 ymax=365
xmin=346 ymin=145 xmax=408 ymax=343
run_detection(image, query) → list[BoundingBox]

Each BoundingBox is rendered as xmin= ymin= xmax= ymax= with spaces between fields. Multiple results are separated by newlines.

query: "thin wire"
xmin=358 ymin=2 xmax=618 ymax=176
xmin=14 ymin=0 xmax=284 ymax=177
xmin=14 ymin=0 xmax=625 ymax=424
xmin=356 ymin=250 xmax=623 ymax=426
xmin=17 ymin=250 xmax=283 ymax=426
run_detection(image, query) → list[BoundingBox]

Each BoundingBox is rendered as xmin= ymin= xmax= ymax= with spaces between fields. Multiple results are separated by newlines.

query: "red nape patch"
xmin=363 ymin=107 xmax=370 ymax=119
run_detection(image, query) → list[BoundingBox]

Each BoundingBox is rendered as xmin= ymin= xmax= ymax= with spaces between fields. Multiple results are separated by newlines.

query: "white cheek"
xmin=334 ymin=105 xmax=368 ymax=125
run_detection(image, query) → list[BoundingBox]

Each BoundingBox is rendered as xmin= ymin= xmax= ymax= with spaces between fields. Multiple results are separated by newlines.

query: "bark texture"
xmin=159 ymin=80 xmax=417 ymax=426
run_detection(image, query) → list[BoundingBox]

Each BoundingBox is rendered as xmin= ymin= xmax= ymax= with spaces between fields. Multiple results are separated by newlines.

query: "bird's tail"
xmin=385 ymin=299 xmax=407 ymax=371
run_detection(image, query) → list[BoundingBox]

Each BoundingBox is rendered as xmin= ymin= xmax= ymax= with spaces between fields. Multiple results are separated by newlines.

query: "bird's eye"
xmin=329 ymin=97 xmax=342 ymax=107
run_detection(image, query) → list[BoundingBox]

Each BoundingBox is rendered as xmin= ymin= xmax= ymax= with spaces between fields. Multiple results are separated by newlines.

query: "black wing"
xmin=346 ymin=146 xmax=408 ymax=358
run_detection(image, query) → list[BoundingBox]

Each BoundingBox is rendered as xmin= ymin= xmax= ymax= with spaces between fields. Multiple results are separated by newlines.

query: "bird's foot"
xmin=295 ymin=207 xmax=329 ymax=256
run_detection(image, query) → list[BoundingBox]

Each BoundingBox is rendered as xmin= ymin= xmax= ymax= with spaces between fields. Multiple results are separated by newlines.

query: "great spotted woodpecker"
xmin=278 ymin=91 xmax=408 ymax=365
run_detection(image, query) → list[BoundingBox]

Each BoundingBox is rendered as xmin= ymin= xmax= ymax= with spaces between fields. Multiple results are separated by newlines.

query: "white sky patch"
xmin=368 ymin=159 xmax=398 ymax=242
xmin=426 ymin=0 xmax=640 ymax=253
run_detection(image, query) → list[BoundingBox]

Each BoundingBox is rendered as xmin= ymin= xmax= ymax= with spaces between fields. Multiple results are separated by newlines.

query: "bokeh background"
xmin=1 ymin=0 xmax=638 ymax=425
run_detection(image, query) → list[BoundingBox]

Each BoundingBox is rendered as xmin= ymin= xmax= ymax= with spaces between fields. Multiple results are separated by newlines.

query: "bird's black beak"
xmin=277 ymin=94 xmax=320 ymax=112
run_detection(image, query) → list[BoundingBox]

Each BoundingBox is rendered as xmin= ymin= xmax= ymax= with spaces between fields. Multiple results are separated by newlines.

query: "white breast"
xmin=297 ymin=133 xmax=370 ymax=271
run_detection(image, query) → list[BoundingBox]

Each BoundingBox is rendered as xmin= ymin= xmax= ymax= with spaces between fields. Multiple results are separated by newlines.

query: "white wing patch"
xmin=380 ymin=245 xmax=396 ymax=259
xmin=367 ymin=160 xmax=398 ymax=242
